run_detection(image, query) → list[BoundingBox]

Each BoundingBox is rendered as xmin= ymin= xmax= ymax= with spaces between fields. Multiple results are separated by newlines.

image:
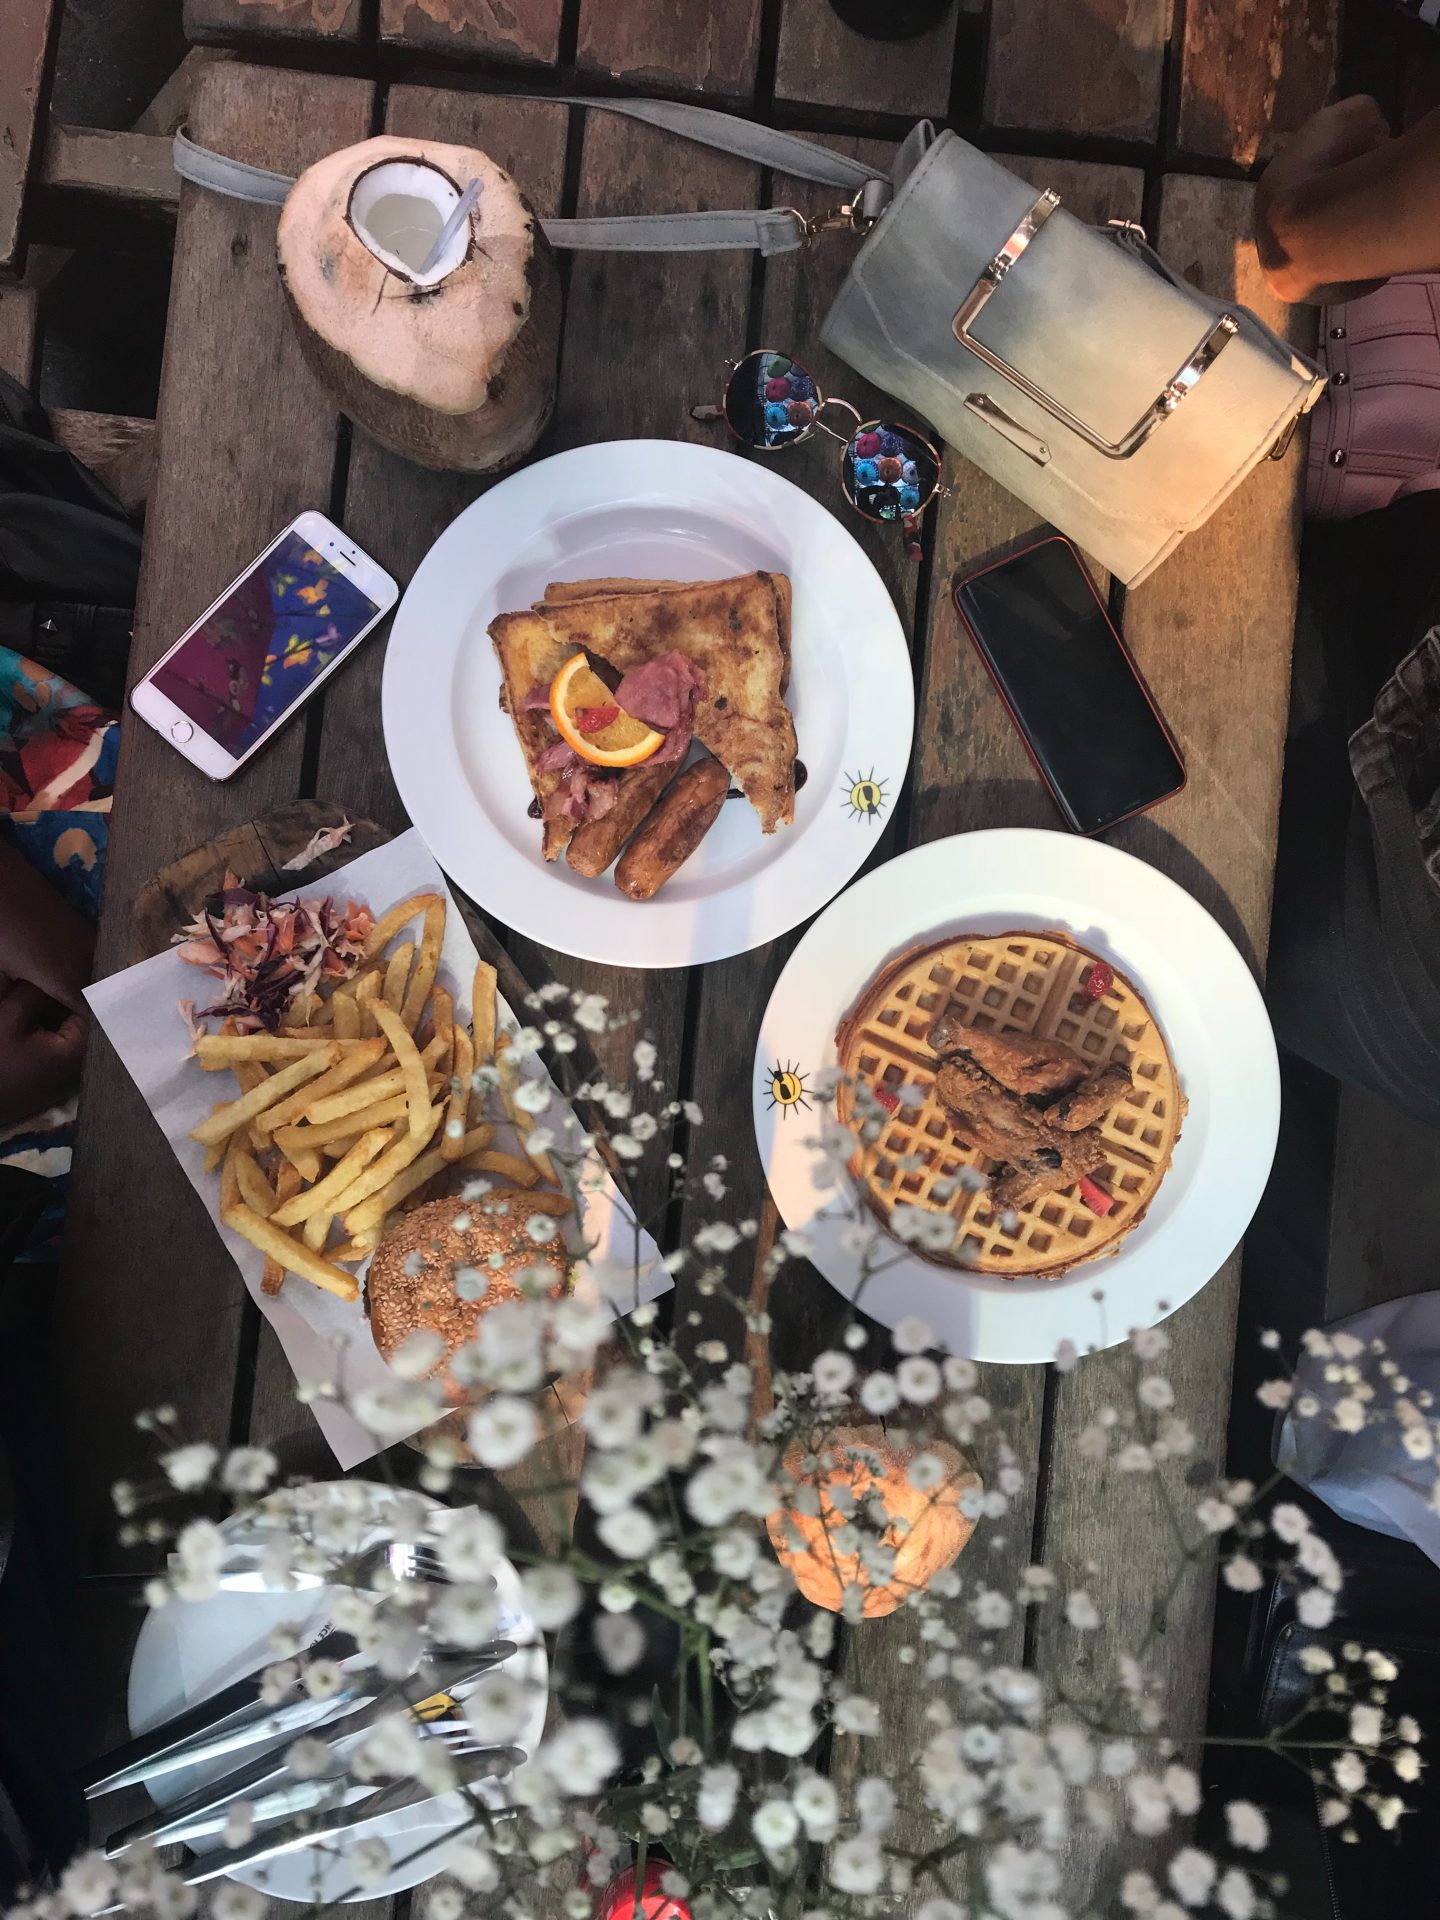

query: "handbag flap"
xmin=823 ymin=132 xmax=1320 ymax=546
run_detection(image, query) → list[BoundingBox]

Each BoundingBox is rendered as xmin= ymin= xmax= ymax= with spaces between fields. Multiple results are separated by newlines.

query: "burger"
xmin=367 ymin=1194 xmax=567 ymax=1403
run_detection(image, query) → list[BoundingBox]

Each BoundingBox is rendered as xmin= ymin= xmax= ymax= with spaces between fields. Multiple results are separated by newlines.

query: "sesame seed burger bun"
xmin=367 ymin=1195 xmax=567 ymax=1403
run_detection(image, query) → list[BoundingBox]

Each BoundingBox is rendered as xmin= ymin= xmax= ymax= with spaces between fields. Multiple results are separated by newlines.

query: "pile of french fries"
xmin=188 ymin=891 xmax=571 ymax=1305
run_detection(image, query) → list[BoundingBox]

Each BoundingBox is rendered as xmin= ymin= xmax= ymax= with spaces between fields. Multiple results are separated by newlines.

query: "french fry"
xmin=302 ymin=1210 xmax=332 ymax=1252
xmin=221 ymin=1204 xmax=359 ymax=1302
xmin=333 ymin=1107 xmax=445 ymax=1219
xmin=219 ymin=1135 xmax=242 ymax=1215
xmin=190 ymin=1048 xmax=338 ymax=1147
xmin=331 ymin=989 xmax=360 ymax=1042
xmin=401 ymin=898 xmax=447 ymax=1031
xmin=304 ymin=1067 xmax=411 ymax=1126
xmin=276 ymin=1136 xmax=322 ymax=1184
xmin=466 ymin=1147 xmax=541 ymax=1189
xmin=255 ymin=1038 xmax=386 ymax=1134
xmin=232 ymin=1147 xmax=278 ymax=1217
xmin=372 ymin=1003 xmax=434 ymax=1142
xmin=443 ymin=1027 xmax=475 ymax=1162
xmin=355 ymin=971 xmax=382 ymax=1039
xmin=361 ymin=892 xmax=443 ymax=966
xmin=471 ymin=961 xmax=497 ymax=1065
xmin=496 ymin=1051 xmax=557 ymax=1185
xmin=196 ymin=1034 xmax=338 ymax=1065
xmin=272 ymin=1127 xmax=392 ymax=1227
xmin=203 ymin=1124 xmax=227 ymax=1175
xmin=321 ymin=1134 xmax=360 ymax=1158
xmin=228 ymin=1056 xmax=272 ymax=1151
xmin=345 ymin=1123 xmax=497 ymax=1234
xmin=263 ymin=1163 xmax=304 ymax=1294
xmin=382 ymin=940 xmax=414 ymax=1014
xmin=432 ymin=985 xmax=454 ymax=1066
xmin=275 ymin=1094 xmax=410 ymax=1151
xmin=330 ymin=1233 xmax=378 ymax=1264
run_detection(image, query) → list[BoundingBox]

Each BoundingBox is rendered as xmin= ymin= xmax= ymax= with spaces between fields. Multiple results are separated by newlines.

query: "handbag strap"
xmin=173 ymin=98 xmax=907 ymax=256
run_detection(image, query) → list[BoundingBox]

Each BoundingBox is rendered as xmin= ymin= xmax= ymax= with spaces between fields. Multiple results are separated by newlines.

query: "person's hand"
xmin=1255 ymin=94 xmax=1393 ymax=304
xmin=0 ymin=976 xmax=88 ymax=1129
xmin=0 ymin=836 xmax=94 ymax=1015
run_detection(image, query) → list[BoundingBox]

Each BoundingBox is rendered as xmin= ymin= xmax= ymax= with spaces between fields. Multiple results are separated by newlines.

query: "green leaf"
xmin=650 ymin=1683 xmax=676 ymax=1759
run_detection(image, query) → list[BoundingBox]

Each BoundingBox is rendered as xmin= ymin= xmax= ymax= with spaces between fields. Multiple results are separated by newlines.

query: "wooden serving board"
xmin=131 ymin=799 xmax=591 ymax=1551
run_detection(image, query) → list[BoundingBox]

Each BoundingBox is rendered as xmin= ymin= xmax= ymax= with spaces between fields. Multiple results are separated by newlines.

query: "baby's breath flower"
xmin=465 ymin=1394 xmax=539 ymax=1469
xmin=1167 ymin=1846 xmax=1216 ymax=1906
xmin=1066 ymin=1589 xmax=1101 ymax=1631
xmin=160 ymin=1443 xmax=217 ymax=1491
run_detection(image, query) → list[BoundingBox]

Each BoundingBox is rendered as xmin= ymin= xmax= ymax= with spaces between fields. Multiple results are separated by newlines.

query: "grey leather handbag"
xmin=175 ymin=97 xmax=1324 ymax=586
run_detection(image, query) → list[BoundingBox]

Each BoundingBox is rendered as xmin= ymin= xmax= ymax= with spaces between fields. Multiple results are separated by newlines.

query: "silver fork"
xmin=214 ymin=1534 xmax=463 ymax=1595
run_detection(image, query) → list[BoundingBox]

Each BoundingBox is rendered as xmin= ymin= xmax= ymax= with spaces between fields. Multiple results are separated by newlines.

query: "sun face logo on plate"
xmin=763 ymin=1059 xmax=811 ymax=1119
xmin=842 ymin=769 xmax=888 ymax=825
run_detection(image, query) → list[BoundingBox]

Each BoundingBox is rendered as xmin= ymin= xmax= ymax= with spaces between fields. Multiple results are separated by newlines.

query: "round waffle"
xmin=835 ymin=930 xmax=1184 ymax=1279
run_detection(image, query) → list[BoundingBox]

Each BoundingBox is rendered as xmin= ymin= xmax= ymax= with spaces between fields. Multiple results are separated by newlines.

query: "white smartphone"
xmin=130 ymin=510 xmax=399 ymax=780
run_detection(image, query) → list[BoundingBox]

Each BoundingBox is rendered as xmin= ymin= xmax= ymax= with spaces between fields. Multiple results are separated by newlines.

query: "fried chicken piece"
xmin=1043 ymin=1063 xmax=1133 ymax=1132
xmin=926 ymin=1016 xmax=1088 ymax=1100
xmin=935 ymin=1057 xmax=1106 ymax=1203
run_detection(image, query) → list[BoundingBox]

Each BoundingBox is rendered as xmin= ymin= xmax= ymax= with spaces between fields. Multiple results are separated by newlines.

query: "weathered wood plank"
xmin=242 ymin=86 xmax=572 ymax=1460
xmin=1029 ymin=175 xmax=1309 ymax=1897
xmin=1175 ymin=0 xmax=1338 ymax=166
xmin=577 ymin=0 xmax=764 ymax=96
xmin=502 ymin=107 xmax=760 ymax=1229
xmin=829 ymin=160 xmax=1147 ymax=1886
xmin=0 ymin=284 xmax=39 ymax=384
xmin=50 ymin=408 xmax=156 ymax=514
xmin=53 ymin=62 xmax=374 ymax=1573
xmin=42 ymin=127 xmax=177 ymax=207
xmin=671 ymin=135 xmax=920 ymax=1369
xmin=0 ymin=0 xmax=57 ymax=274
xmin=984 ymin=0 xmax=1165 ymax=141
xmin=775 ymin=0 xmax=962 ymax=117
xmin=912 ymin=157 xmax=1144 ymax=850
xmin=185 ymin=0 xmax=361 ymax=47
xmin=379 ymin=0 xmax=563 ymax=65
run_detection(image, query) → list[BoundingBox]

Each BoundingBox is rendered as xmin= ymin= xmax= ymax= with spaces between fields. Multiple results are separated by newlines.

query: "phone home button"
xmin=170 ymin=719 xmax=194 ymax=743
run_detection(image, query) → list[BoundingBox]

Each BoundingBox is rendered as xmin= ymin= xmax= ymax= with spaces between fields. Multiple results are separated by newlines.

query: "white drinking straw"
xmin=418 ymin=177 xmax=483 ymax=278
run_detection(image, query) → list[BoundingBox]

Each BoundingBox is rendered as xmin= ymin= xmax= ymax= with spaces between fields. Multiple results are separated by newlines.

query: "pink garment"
xmin=1307 ymin=274 xmax=1440 ymax=521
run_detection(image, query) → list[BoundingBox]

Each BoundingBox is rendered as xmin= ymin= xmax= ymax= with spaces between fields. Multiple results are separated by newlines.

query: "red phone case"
xmin=951 ymin=534 xmax=1186 ymax=835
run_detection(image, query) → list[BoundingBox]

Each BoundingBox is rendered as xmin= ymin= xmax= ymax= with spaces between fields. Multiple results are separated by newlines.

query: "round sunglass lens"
xmin=842 ymin=422 xmax=940 ymax=521
xmin=723 ymin=351 xmax=820 ymax=449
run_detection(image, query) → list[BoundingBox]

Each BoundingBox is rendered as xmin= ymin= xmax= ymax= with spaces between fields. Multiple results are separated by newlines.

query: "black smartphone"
xmin=952 ymin=534 xmax=1185 ymax=835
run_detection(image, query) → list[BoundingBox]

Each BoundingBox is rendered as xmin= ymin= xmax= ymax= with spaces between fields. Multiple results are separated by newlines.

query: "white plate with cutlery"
xmin=123 ymin=1487 xmax=545 ymax=1903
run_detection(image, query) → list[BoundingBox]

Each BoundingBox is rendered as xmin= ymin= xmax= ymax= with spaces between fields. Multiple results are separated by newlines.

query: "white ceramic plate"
xmin=381 ymin=440 xmax=914 ymax=967
xmin=126 ymin=1488 xmax=546 ymax=1903
xmin=753 ymin=829 xmax=1280 ymax=1363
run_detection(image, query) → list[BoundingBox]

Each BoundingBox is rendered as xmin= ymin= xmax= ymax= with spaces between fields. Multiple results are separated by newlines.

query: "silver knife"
xmin=101 ymin=1644 xmax=519 ymax=1854
xmin=84 ymin=1628 xmax=360 ymax=1800
xmin=137 ymin=1760 xmax=521 ymax=1899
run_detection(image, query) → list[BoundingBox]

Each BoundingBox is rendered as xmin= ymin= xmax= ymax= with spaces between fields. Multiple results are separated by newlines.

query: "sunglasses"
xmin=692 ymin=349 xmax=944 ymax=558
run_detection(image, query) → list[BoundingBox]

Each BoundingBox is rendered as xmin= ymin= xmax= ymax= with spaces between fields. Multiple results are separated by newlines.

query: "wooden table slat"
xmin=827 ymin=156 xmax=1147 ymax=1826
xmin=53 ymin=61 xmax=374 ymax=1574
xmin=378 ymin=0 xmax=564 ymax=65
xmin=1027 ymin=174 xmax=1309 ymax=1901
xmin=184 ymin=0 xmax=362 ymax=46
xmin=0 ymin=283 xmax=40 ymax=385
xmin=983 ymin=0 xmax=1165 ymax=141
xmin=576 ymin=0 xmax=765 ymax=97
xmin=501 ymin=105 xmax=762 ymax=1229
xmin=0 ymin=0 xmax=57 ymax=275
xmin=775 ymin=0 xmax=963 ymax=118
xmin=1175 ymin=0 xmax=1338 ymax=166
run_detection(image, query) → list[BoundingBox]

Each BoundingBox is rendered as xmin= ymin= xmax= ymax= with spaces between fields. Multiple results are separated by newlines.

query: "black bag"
xmin=0 ymin=368 xmax=141 ymax=709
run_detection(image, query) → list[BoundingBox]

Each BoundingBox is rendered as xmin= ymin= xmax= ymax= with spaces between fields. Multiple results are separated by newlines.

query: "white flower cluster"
xmin=42 ymin=1019 xmax=1420 ymax=1920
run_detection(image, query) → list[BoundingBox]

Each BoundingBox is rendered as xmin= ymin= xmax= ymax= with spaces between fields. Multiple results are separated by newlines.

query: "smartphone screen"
xmin=954 ymin=537 xmax=1184 ymax=835
xmin=147 ymin=528 xmax=385 ymax=760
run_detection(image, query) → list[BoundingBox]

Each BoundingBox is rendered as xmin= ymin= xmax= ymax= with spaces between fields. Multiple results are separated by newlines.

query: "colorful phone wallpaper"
xmin=151 ymin=532 xmax=379 ymax=755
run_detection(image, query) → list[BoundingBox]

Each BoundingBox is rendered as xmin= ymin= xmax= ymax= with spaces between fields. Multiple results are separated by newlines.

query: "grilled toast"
xmin=533 ymin=572 xmax=796 ymax=832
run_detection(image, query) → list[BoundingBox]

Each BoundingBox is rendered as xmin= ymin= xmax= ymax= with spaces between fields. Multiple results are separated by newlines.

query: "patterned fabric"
xmin=0 ymin=647 xmax=118 ymax=1258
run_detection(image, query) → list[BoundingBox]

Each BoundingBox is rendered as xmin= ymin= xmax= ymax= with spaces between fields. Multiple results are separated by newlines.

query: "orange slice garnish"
xmin=548 ymin=652 xmax=665 ymax=768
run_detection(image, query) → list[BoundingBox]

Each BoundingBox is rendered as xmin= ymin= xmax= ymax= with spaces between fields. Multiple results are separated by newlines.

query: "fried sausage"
xmin=615 ymin=757 xmax=731 ymax=901
xmin=567 ymin=761 xmax=680 ymax=879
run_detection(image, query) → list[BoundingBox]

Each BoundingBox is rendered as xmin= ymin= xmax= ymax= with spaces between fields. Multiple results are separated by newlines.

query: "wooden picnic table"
xmin=47 ymin=6 xmax=1329 ymax=1904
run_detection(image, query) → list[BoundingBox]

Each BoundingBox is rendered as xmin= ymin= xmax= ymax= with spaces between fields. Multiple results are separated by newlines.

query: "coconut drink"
xmin=276 ymin=135 xmax=559 ymax=473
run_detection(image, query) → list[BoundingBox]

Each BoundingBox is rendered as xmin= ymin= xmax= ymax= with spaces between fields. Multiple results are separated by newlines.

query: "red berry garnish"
xmin=873 ymin=1084 xmax=900 ymax=1113
xmin=1082 ymin=961 xmax=1114 ymax=1002
xmin=577 ymin=705 xmax=620 ymax=734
